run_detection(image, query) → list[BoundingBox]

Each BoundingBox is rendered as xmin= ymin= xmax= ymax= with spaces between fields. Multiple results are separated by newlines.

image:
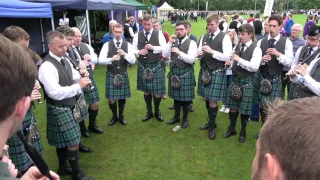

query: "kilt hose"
xmin=6 ymin=108 xmax=43 ymax=172
xmin=226 ymin=75 xmax=254 ymax=115
xmin=137 ymin=61 xmax=166 ymax=94
xmin=255 ymin=71 xmax=283 ymax=105
xmin=105 ymin=71 xmax=131 ymax=100
xmin=84 ymin=79 xmax=100 ymax=105
xmin=168 ymin=66 xmax=195 ymax=101
xmin=197 ymin=68 xmax=228 ymax=102
xmin=46 ymin=104 xmax=81 ymax=148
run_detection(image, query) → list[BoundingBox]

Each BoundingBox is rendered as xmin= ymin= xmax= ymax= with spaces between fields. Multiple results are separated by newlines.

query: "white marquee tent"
xmin=157 ymin=2 xmax=174 ymax=20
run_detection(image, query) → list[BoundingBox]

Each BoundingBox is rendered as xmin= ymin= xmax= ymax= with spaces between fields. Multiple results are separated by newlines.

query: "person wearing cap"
xmin=288 ymin=25 xmax=320 ymax=100
xmin=103 ymin=20 xmax=125 ymax=44
xmin=247 ymin=12 xmax=255 ymax=24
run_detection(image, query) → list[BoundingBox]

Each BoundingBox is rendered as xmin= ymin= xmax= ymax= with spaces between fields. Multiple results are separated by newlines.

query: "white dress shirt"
xmin=257 ymin=34 xmax=294 ymax=67
xmin=231 ymin=40 xmax=262 ymax=72
xmin=132 ymin=28 xmax=167 ymax=56
xmin=125 ymin=23 xmax=135 ymax=38
xmin=198 ymin=29 xmax=233 ymax=62
xmin=162 ymin=36 xmax=197 ymax=64
xmin=98 ymin=38 xmax=136 ymax=65
xmin=291 ymin=46 xmax=319 ymax=67
xmin=39 ymin=51 xmax=82 ymax=101
xmin=291 ymin=58 xmax=320 ymax=96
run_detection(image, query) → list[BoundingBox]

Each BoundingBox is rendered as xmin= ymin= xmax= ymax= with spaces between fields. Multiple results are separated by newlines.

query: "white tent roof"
xmin=158 ymin=2 xmax=174 ymax=10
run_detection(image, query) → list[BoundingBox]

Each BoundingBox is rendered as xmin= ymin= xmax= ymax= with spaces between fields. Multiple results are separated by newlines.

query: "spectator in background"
xmin=229 ymin=14 xmax=241 ymax=34
xmin=129 ymin=15 xmax=139 ymax=34
xmin=123 ymin=18 xmax=134 ymax=43
xmin=303 ymin=15 xmax=316 ymax=40
xmin=219 ymin=14 xmax=229 ymax=33
xmin=138 ymin=17 xmax=144 ymax=31
xmin=247 ymin=12 xmax=255 ymax=24
xmin=103 ymin=20 xmax=125 ymax=44
xmin=250 ymin=13 xmax=263 ymax=41
xmin=284 ymin=14 xmax=295 ymax=37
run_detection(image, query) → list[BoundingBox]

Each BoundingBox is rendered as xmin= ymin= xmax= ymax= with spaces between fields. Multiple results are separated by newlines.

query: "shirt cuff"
xmin=303 ymin=74 xmax=313 ymax=85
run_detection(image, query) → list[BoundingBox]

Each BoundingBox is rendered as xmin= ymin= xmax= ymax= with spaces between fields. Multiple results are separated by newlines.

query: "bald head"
xmin=71 ymin=27 xmax=82 ymax=47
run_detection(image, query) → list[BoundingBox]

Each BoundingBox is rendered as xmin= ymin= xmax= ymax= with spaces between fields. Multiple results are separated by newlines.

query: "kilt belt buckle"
xmin=230 ymin=83 xmax=251 ymax=101
xmin=170 ymin=70 xmax=193 ymax=89
xmin=140 ymin=63 xmax=161 ymax=81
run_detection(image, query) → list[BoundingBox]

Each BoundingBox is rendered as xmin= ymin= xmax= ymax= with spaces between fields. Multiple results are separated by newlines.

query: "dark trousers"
xmin=281 ymin=70 xmax=291 ymax=100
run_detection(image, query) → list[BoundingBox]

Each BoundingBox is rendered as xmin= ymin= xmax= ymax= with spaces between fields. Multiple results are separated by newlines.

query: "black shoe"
xmin=79 ymin=143 xmax=93 ymax=153
xmin=208 ymin=128 xmax=216 ymax=140
xmin=169 ymin=105 xmax=175 ymax=110
xmin=72 ymin=171 xmax=93 ymax=180
xmin=253 ymin=132 xmax=259 ymax=139
xmin=81 ymin=131 xmax=90 ymax=138
xmin=239 ymin=129 xmax=246 ymax=143
xmin=57 ymin=167 xmax=72 ymax=176
xmin=155 ymin=112 xmax=164 ymax=122
xmin=223 ymin=128 xmax=237 ymax=138
xmin=182 ymin=118 xmax=188 ymax=128
xmin=88 ymin=125 xmax=103 ymax=134
xmin=142 ymin=113 xmax=153 ymax=122
xmin=200 ymin=123 xmax=209 ymax=130
xmin=108 ymin=116 xmax=118 ymax=126
xmin=189 ymin=105 xmax=194 ymax=112
xmin=119 ymin=117 xmax=127 ymax=126
xmin=166 ymin=117 xmax=180 ymax=125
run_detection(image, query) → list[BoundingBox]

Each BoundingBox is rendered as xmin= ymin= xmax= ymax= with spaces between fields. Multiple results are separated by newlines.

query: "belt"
xmin=47 ymin=104 xmax=74 ymax=111
xmin=139 ymin=63 xmax=161 ymax=72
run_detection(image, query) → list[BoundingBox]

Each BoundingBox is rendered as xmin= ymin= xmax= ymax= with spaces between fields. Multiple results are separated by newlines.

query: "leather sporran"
xmin=293 ymin=85 xmax=315 ymax=99
xmin=73 ymin=93 xmax=87 ymax=123
xmin=260 ymin=79 xmax=272 ymax=95
xmin=170 ymin=75 xmax=181 ymax=89
xmin=113 ymin=74 xmax=124 ymax=88
xmin=201 ymin=69 xmax=211 ymax=85
xmin=143 ymin=68 xmax=154 ymax=81
xmin=25 ymin=116 xmax=40 ymax=145
xmin=230 ymin=84 xmax=242 ymax=100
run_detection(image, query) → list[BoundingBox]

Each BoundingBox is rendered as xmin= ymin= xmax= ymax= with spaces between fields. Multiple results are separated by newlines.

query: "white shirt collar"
xmin=176 ymin=36 xmax=189 ymax=44
xmin=212 ymin=29 xmax=221 ymax=36
xmin=311 ymin=46 xmax=319 ymax=52
xmin=268 ymin=34 xmax=281 ymax=41
xmin=243 ymin=40 xmax=253 ymax=47
xmin=49 ymin=51 xmax=63 ymax=62
xmin=113 ymin=38 xmax=123 ymax=44
xmin=143 ymin=28 xmax=153 ymax=35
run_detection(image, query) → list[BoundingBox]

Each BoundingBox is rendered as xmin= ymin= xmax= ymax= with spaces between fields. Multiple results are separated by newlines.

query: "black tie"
xmin=240 ymin=43 xmax=246 ymax=56
xmin=209 ymin=33 xmax=214 ymax=43
xmin=178 ymin=39 xmax=182 ymax=48
xmin=269 ymin=39 xmax=276 ymax=48
xmin=116 ymin=41 xmax=120 ymax=48
xmin=60 ymin=58 xmax=68 ymax=72
xmin=308 ymin=47 xmax=313 ymax=57
xmin=145 ymin=32 xmax=150 ymax=43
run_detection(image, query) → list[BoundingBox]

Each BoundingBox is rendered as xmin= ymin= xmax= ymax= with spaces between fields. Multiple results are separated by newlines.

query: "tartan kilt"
xmin=84 ymin=79 xmax=100 ymax=105
xmin=256 ymin=72 xmax=283 ymax=105
xmin=252 ymin=72 xmax=260 ymax=104
xmin=226 ymin=75 xmax=254 ymax=115
xmin=197 ymin=68 xmax=228 ymax=102
xmin=288 ymin=83 xmax=298 ymax=100
xmin=46 ymin=104 xmax=81 ymax=148
xmin=105 ymin=71 xmax=131 ymax=100
xmin=168 ymin=66 xmax=195 ymax=101
xmin=6 ymin=108 xmax=44 ymax=172
xmin=137 ymin=61 xmax=166 ymax=94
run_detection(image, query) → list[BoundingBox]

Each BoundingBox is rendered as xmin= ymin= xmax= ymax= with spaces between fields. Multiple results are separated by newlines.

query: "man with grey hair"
xmin=103 ymin=20 xmax=125 ymax=44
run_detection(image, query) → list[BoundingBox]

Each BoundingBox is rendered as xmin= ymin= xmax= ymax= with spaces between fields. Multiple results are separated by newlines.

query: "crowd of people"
xmin=1 ymin=10 xmax=320 ymax=180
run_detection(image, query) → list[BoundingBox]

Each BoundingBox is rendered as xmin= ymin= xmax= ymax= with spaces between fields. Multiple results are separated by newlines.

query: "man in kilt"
xmin=162 ymin=21 xmax=197 ymax=128
xmin=132 ymin=14 xmax=167 ymax=122
xmin=72 ymin=27 xmax=103 ymax=137
xmin=3 ymin=26 xmax=44 ymax=176
xmin=58 ymin=27 xmax=93 ymax=153
xmin=224 ymin=24 xmax=262 ymax=143
xmin=39 ymin=31 xmax=93 ymax=180
xmin=288 ymin=25 xmax=320 ymax=100
xmin=253 ymin=14 xmax=293 ymax=139
xmin=0 ymin=35 xmax=60 ymax=179
xmin=98 ymin=24 xmax=136 ymax=126
xmin=197 ymin=13 xmax=233 ymax=140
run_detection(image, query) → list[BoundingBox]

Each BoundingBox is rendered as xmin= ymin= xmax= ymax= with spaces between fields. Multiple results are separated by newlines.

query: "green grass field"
xmin=34 ymin=14 xmax=309 ymax=180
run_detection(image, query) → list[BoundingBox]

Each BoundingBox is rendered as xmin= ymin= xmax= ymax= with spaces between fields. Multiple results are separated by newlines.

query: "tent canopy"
xmin=158 ymin=2 xmax=173 ymax=10
xmin=0 ymin=0 xmax=52 ymax=18
xmin=123 ymin=0 xmax=151 ymax=10
xmin=23 ymin=0 xmax=135 ymax=10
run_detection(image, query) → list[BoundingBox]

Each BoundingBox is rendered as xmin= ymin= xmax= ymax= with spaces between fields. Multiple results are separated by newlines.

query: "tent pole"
xmin=126 ymin=10 xmax=128 ymax=18
xmin=40 ymin=19 xmax=45 ymax=53
xmin=86 ymin=10 xmax=92 ymax=46
xmin=51 ymin=11 xmax=55 ymax=30
xmin=111 ymin=10 xmax=114 ymax=20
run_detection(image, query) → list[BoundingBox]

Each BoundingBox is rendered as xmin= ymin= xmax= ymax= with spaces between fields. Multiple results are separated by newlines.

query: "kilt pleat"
xmin=137 ymin=61 xmax=166 ymax=94
xmin=105 ymin=71 xmax=131 ymax=100
xmin=197 ymin=68 xmax=228 ymax=102
xmin=46 ymin=105 xmax=81 ymax=148
xmin=84 ymin=79 xmax=100 ymax=105
xmin=226 ymin=75 xmax=254 ymax=115
xmin=288 ymin=83 xmax=298 ymax=100
xmin=7 ymin=108 xmax=43 ymax=172
xmin=168 ymin=66 xmax=195 ymax=101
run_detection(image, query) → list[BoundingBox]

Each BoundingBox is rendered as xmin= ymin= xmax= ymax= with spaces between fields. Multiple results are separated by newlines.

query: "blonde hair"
xmin=227 ymin=29 xmax=239 ymax=46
